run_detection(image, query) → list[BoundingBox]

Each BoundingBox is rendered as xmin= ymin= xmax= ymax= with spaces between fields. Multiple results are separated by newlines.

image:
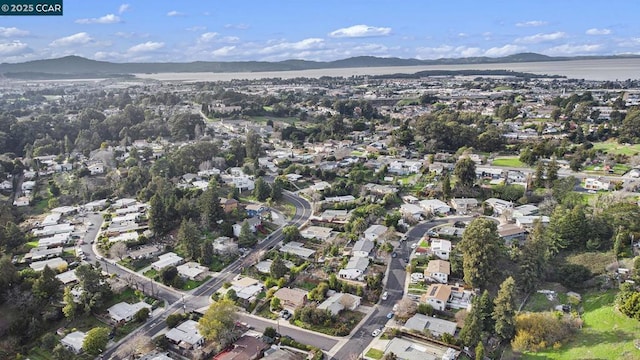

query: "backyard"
xmin=491 ymin=157 xmax=526 ymax=168
xmin=520 ymin=290 xmax=640 ymax=360
xmin=592 ymin=141 xmax=640 ymax=156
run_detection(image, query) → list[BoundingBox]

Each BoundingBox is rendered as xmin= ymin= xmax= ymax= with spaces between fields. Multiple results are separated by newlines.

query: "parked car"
xmin=381 ymin=292 xmax=388 ymax=301
xmin=392 ymin=304 xmax=399 ymax=312
xmin=371 ymin=328 xmax=382 ymax=337
xmin=410 ymin=243 xmax=418 ymax=249
xmin=280 ymin=310 xmax=292 ymax=320
xmin=391 ymin=252 xmax=397 ymax=258
xmin=386 ymin=312 xmax=394 ymax=319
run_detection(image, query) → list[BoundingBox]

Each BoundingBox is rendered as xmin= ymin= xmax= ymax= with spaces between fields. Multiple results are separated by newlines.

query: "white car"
xmin=372 ymin=328 xmax=382 ymax=337
xmin=392 ymin=304 xmax=399 ymax=312
xmin=410 ymin=243 xmax=418 ymax=249
xmin=381 ymin=292 xmax=388 ymax=301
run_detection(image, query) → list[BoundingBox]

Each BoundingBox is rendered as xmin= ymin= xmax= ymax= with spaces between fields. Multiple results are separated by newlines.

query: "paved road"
xmin=236 ymin=313 xmax=338 ymax=352
xmin=100 ymin=190 xmax=312 ymax=360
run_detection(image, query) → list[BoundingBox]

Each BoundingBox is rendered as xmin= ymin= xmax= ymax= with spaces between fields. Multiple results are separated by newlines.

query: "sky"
xmin=1 ymin=0 xmax=639 ymax=63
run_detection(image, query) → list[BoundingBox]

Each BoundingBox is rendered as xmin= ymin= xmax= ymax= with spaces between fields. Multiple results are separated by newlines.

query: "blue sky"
xmin=1 ymin=0 xmax=639 ymax=63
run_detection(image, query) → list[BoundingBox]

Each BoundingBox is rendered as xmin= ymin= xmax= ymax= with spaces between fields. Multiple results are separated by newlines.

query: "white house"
xmin=232 ymin=217 xmax=262 ymax=237
xmin=584 ymin=177 xmax=611 ymax=191
xmin=107 ymin=301 xmax=152 ymax=323
xmin=30 ymin=257 xmax=68 ymax=272
xmin=430 ymin=239 xmax=452 ymax=260
xmin=515 ymin=215 xmax=550 ymax=229
xmin=363 ymin=224 xmax=388 ymax=242
xmin=317 ymin=292 xmax=361 ymax=315
xmin=420 ymin=284 xmax=474 ymax=311
xmin=177 ymin=262 xmax=208 ymax=280
xmin=0 ymin=180 xmax=13 ymax=190
xmin=401 ymin=203 xmax=424 ymax=220
xmin=21 ymin=180 xmax=36 ymax=193
xmin=300 ymin=226 xmax=334 ymax=241
xmin=449 ymin=198 xmax=478 ymax=215
xmin=280 ymin=241 xmax=316 ymax=259
xmin=404 ymin=313 xmax=457 ymax=337
xmin=33 ymin=223 xmax=75 ymax=237
xmin=60 ymin=331 xmax=87 ymax=354
xmin=232 ymin=175 xmax=255 ymax=191
xmin=338 ymin=257 xmax=369 ymax=280
xmin=212 ymin=236 xmax=238 ymax=254
xmin=165 ymin=320 xmax=204 ymax=349
xmin=419 ymin=199 xmax=451 ymax=215
xmin=151 ymin=252 xmax=184 ymax=271
xmin=484 ymin=198 xmax=514 ymax=215
xmin=88 ymin=163 xmax=104 ymax=175
xmin=352 ymin=239 xmax=375 ymax=258
xmin=425 ymin=259 xmax=450 ymax=284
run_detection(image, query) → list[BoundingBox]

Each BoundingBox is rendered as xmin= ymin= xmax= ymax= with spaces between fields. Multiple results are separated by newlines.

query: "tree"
xmin=109 ymin=241 xmax=128 ymax=260
xmin=199 ymin=178 xmax=225 ymax=229
xmin=75 ymin=263 xmax=111 ymax=313
xmin=476 ymin=342 xmax=485 ymax=359
xmin=270 ymin=179 xmax=283 ymax=201
xmin=546 ymin=157 xmax=559 ymax=185
xmin=253 ymin=177 xmax=271 ymax=201
xmin=166 ymin=313 xmax=186 ymax=328
xmin=282 ymin=225 xmax=300 ymax=243
xmin=178 ymin=219 xmax=201 ymax=260
xmin=225 ymin=288 xmax=238 ymax=302
xmin=238 ymin=221 xmax=256 ymax=248
xmin=382 ymin=353 xmax=398 ymax=360
xmin=458 ymin=218 xmax=502 ymax=289
xmin=160 ymin=266 xmax=179 ymax=285
xmin=62 ymin=286 xmax=77 ymax=319
xmin=264 ymin=326 xmax=277 ymax=338
xmin=395 ymin=298 xmax=417 ymax=320
xmin=478 ymin=290 xmax=494 ymax=332
xmin=199 ymin=241 xmax=214 ymax=266
xmin=518 ymin=221 xmax=549 ymax=294
xmin=459 ymin=298 xmax=482 ymax=347
xmin=493 ymin=277 xmax=517 ymax=341
xmin=534 ymin=161 xmax=545 ymax=188
xmin=148 ymin=194 xmax=168 ymax=236
xmin=32 ymin=265 xmax=62 ymax=300
xmin=245 ymin=129 xmax=262 ymax=160
xmin=270 ymin=256 xmax=288 ymax=279
xmin=442 ymin=173 xmax=451 ymax=200
xmin=270 ymin=296 xmax=282 ymax=311
xmin=454 ymin=157 xmax=476 ymax=188
xmin=2 ymin=221 xmax=26 ymax=253
xmin=83 ymin=327 xmax=110 ymax=355
xmin=198 ymin=299 xmax=238 ymax=347
xmin=0 ymin=255 xmax=18 ymax=301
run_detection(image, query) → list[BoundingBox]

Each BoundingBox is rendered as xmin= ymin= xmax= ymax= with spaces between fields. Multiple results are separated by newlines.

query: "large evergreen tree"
xmin=178 ymin=219 xmax=201 ymax=260
xmin=253 ymin=177 xmax=271 ymax=202
xmin=459 ymin=297 xmax=482 ymax=347
xmin=458 ymin=218 xmax=502 ymax=289
xmin=493 ymin=276 xmax=517 ymax=341
xmin=454 ymin=157 xmax=477 ymax=188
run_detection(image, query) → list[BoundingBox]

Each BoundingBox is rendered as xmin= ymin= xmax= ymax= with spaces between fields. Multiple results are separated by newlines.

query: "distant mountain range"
xmin=1 ymin=53 xmax=639 ymax=79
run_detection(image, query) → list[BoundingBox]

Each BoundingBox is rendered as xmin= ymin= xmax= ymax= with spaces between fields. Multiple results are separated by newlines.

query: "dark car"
xmin=391 ymin=252 xmax=397 ymax=258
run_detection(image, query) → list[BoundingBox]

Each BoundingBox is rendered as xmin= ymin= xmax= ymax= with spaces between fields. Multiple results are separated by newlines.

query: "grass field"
xmin=249 ymin=115 xmax=298 ymax=124
xmin=521 ymin=290 xmax=640 ymax=360
xmin=492 ymin=157 xmax=526 ymax=168
xmin=365 ymin=348 xmax=384 ymax=359
xmin=593 ymin=141 xmax=640 ymax=156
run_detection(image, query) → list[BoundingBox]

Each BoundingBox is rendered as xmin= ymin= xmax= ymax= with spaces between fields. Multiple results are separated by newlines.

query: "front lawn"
xmin=182 ymin=276 xmax=211 ymax=290
xmin=365 ymin=348 xmax=385 ymax=359
xmin=293 ymin=310 xmax=365 ymax=336
xmin=521 ymin=290 xmax=640 ymax=360
xmin=492 ymin=157 xmax=526 ymax=168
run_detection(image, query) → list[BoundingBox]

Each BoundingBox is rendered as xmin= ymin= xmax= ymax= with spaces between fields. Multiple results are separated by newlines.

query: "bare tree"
xmin=109 ymin=242 xmax=128 ymax=260
xmin=112 ymin=334 xmax=152 ymax=359
xmin=395 ymin=298 xmax=417 ymax=320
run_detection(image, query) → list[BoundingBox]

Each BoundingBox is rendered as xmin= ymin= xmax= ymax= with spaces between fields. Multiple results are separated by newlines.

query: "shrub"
xmin=511 ymin=312 xmax=580 ymax=352
xmin=166 ymin=313 xmax=186 ymax=328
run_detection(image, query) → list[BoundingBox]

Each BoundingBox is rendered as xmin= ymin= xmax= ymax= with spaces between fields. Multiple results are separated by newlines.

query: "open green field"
xmin=593 ymin=141 xmax=640 ymax=156
xmin=249 ymin=116 xmax=298 ymax=124
xmin=521 ymin=290 xmax=640 ymax=360
xmin=365 ymin=348 xmax=384 ymax=359
xmin=492 ymin=157 xmax=526 ymax=168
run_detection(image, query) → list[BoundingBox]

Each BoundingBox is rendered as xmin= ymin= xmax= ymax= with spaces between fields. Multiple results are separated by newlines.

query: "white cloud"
xmin=586 ymin=28 xmax=612 ymax=35
xmin=76 ymin=14 xmax=121 ymax=24
xmin=221 ymin=36 xmax=240 ymax=43
xmin=516 ymin=20 xmax=547 ymax=27
xmin=484 ymin=44 xmax=525 ymax=57
xmin=224 ymin=23 xmax=249 ymax=30
xmin=128 ymin=41 xmax=164 ymax=53
xmin=118 ymin=4 xmax=130 ymax=14
xmin=329 ymin=24 xmax=392 ymax=38
xmin=0 ymin=40 xmax=30 ymax=55
xmin=211 ymin=46 xmax=236 ymax=57
xmin=515 ymin=32 xmax=566 ymax=44
xmin=167 ymin=10 xmax=185 ymax=17
xmin=50 ymin=32 xmax=93 ymax=47
xmin=259 ymin=38 xmax=325 ymax=55
xmin=545 ymin=44 xmax=603 ymax=56
xmin=0 ymin=27 xmax=29 ymax=37
xmin=199 ymin=32 xmax=218 ymax=42
xmin=186 ymin=26 xmax=206 ymax=32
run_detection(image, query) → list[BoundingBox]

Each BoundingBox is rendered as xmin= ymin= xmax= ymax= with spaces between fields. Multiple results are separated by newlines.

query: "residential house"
xmin=32 ymin=223 xmax=75 ymax=237
xmin=38 ymin=233 xmax=71 ymax=248
xmin=274 ymin=287 xmax=308 ymax=311
xmin=280 ymin=241 xmax=316 ymax=259
xmin=484 ymin=198 xmax=514 ymax=215
xmin=108 ymin=232 xmax=139 ymax=243
xmin=420 ymin=284 xmax=474 ymax=311
xmin=111 ymin=213 xmax=140 ymax=226
xmin=425 ymin=260 xmax=450 ymax=284
xmin=352 ymin=239 xmax=375 ymax=258
xmin=55 ymin=269 xmax=79 ymax=285
xmin=88 ymin=162 xmax=104 ymax=175
xmin=25 ymin=246 xmax=63 ymax=262
xmin=21 ymin=180 xmax=36 ymax=193
xmin=300 ymin=226 xmax=333 ymax=241
xmin=498 ymin=224 xmax=529 ymax=244
xmin=584 ymin=177 xmax=611 ymax=191
xmin=404 ymin=313 xmax=457 ymax=337
xmin=111 ymin=198 xmax=137 ymax=209
xmin=13 ymin=196 xmax=30 ymax=207
xmin=245 ymin=203 xmax=269 ymax=217
xmin=385 ymin=337 xmax=459 ymax=360
xmin=388 ymin=159 xmax=424 ymax=175
xmin=60 ymin=331 xmax=87 ymax=354
xmin=309 ymin=181 xmax=331 ymax=192
xmin=212 ymin=236 xmax=238 ymax=254
xmin=317 ymin=292 xmax=361 ymax=315
xmin=318 ymin=209 xmax=349 ymax=223
xmin=419 ymin=199 xmax=451 ymax=215
xmin=449 ymin=198 xmax=478 ymax=215
xmin=400 ymin=203 xmax=424 ymax=220
xmin=515 ymin=215 xmax=550 ymax=229
xmin=232 ymin=175 xmax=255 ymax=191
xmin=232 ymin=217 xmax=262 ymax=237
xmin=165 ymin=320 xmax=205 ymax=349
xmin=214 ymin=335 xmax=269 ymax=360
xmin=324 ymin=195 xmax=356 ymax=204
xmin=107 ymin=301 xmax=153 ymax=323
xmin=230 ymin=277 xmax=264 ymax=301
xmin=177 ymin=262 xmax=208 ymax=280
xmin=363 ymin=224 xmax=388 ymax=242
xmin=151 ymin=252 xmax=184 ymax=271
xmin=0 ymin=180 xmax=13 ymax=190
xmin=430 ymin=239 xmax=452 ymax=260
xmin=363 ymin=183 xmax=398 ymax=195
xmin=220 ymin=198 xmax=239 ymax=213
xmin=30 ymin=257 xmax=67 ymax=272
xmin=512 ymin=204 xmax=539 ymax=218
xmin=338 ymin=257 xmax=369 ymax=280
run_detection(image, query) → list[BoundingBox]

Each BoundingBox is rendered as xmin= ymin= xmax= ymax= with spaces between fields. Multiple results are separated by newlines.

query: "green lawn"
xmin=365 ymin=348 xmax=385 ymax=359
xmin=144 ymin=269 xmax=158 ymax=279
xmin=521 ymin=290 xmax=640 ymax=360
xmin=182 ymin=276 xmax=211 ymax=290
xmin=492 ymin=157 xmax=526 ymax=168
xmin=593 ymin=141 xmax=640 ymax=156
xmin=249 ymin=116 xmax=298 ymax=124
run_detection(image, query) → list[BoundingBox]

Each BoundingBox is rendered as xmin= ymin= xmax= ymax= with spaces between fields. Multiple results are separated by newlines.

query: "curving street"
xmin=98 ymin=190 xmax=312 ymax=359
